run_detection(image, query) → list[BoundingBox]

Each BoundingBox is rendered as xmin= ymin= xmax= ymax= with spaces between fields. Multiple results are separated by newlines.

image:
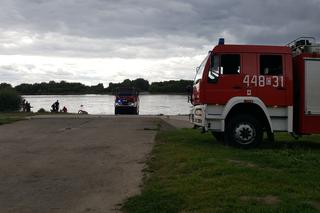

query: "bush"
xmin=0 ymin=89 xmax=22 ymax=112
xmin=37 ymin=108 xmax=46 ymax=113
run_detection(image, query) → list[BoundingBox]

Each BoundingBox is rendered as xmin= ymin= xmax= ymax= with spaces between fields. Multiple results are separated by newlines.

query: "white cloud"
xmin=0 ymin=55 xmax=203 ymax=86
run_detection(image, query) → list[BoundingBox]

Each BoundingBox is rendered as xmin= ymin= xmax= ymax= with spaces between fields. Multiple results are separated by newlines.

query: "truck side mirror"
xmin=186 ymin=85 xmax=192 ymax=93
xmin=208 ymin=68 xmax=219 ymax=83
xmin=186 ymin=85 xmax=193 ymax=103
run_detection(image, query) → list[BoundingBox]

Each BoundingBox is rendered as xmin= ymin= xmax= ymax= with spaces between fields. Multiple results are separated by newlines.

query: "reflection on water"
xmin=23 ymin=94 xmax=191 ymax=115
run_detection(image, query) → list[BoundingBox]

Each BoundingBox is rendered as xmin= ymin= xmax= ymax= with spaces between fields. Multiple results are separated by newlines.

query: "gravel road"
xmin=0 ymin=117 xmax=162 ymax=213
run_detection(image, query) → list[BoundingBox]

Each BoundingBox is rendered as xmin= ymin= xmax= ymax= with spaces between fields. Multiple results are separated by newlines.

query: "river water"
xmin=23 ymin=94 xmax=191 ymax=115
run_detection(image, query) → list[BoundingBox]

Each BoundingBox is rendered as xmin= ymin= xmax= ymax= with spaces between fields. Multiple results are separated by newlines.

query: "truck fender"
xmin=221 ymin=96 xmax=273 ymax=132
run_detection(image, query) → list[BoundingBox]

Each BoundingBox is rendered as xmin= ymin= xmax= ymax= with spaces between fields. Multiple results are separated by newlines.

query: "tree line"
xmin=0 ymin=78 xmax=193 ymax=95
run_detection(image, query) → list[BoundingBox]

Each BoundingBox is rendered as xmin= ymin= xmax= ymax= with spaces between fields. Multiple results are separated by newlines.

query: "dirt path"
xmin=0 ymin=117 xmax=161 ymax=213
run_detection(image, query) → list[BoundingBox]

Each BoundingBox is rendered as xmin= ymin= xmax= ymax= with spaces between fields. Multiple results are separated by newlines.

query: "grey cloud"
xmin=2 ymin=0 xmax=196 ymax=38
xmin=54 ymin=69 xmax=74 ymax=77
xmin=1 ymin=0 xmax=320 ymax=58
xmin=0 ymin=63 xmax=105 ymax=85
xmin=0 ymin=64 xmax=32 ymax=84
xmin=4 ymin=1 xmax=320 ymax=37
xmin=0 ymin=32 xmax=209 ymax=58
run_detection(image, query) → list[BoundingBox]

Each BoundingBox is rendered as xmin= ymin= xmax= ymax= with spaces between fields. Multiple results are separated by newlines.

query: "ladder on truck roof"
xmin=287 ymin=36 xmax=320 ymax=56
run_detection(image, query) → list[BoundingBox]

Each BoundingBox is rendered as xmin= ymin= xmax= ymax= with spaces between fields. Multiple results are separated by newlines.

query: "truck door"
xmin=256 ymin=54 xmax=287 ymax=106
xmin=206 ymin=54 xmax=244 ymax=104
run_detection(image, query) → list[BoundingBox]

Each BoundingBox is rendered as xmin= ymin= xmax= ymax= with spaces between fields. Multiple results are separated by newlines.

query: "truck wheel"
xmin=212 ymin=132 xmax=224 ymax=142
xmin=115 ymin=108 xmax=119 ymax=115
xmin=133 ymin=107 xmax=139 ymax=115
xmin=132 ymin=107 xmax=137 ymax=115
xmin=225 ymin=114 xmax=262 ymax=148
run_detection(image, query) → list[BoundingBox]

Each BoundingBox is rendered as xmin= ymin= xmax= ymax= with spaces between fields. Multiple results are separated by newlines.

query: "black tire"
xmin=132 ymin=107 xmax=138 ymax=115
xmin=212 ymin=132 xmax=224 ymax=142
xmin=115 ymin=108 xmax=119 ymax=115
xmin=225 ymin=114 xmax=263 ymax=148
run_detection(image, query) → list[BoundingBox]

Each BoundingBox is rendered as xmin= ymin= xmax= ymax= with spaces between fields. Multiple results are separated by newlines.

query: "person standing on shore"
xmin=51 ymin=100 xmax=60 ymax=112
xmin=25 ymin=101 xmax=31 ymax=112
xmin=21 ymin=99 xmax=26 ymax=112
xmin=55 ymin=100 xmax=59 ymax=112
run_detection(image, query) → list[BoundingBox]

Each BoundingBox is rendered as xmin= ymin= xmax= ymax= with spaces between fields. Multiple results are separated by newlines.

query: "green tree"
xmin=90 ymin=83 xmax=104 ymax=93
xmin=149 ymin=80 xmax=193 ymax=93
xmin=133 ymin=78 xmax=149 ymax=91
xmin=0 ymin=83 xmax=13 ymax=90
xmin=0 ymin=89 xmax=22 ymax=112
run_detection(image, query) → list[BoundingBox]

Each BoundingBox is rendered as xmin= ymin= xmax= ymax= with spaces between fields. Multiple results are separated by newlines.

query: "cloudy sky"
xmin=1 ymin=0 xmax=319 ymax=86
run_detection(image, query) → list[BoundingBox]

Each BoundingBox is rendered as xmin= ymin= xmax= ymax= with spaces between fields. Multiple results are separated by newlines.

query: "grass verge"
xmin=122 ymin=129 xmax=320 ymax=212
xmin=0 ymin=112 xmax=34 ymax=125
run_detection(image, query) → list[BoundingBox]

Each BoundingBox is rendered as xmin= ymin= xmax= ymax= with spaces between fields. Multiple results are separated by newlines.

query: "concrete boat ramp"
xmin=0 ymin=115 xmax=191 ymax=213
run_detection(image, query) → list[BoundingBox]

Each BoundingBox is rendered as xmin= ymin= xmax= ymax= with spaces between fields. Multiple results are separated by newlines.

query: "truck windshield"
xmin=117 ymin=89 xmax=138 ymax=96
xmin=194 ymin=54 xmax=209 ymax=84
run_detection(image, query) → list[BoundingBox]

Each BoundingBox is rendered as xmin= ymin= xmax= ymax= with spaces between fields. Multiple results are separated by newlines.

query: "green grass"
xmin=122 ymin=129 xmax=320 ymax=212
xmin=0 ymin=112 xmax=77 ymax=125
xmin=0 ymin=112 xmax=33 ymax=125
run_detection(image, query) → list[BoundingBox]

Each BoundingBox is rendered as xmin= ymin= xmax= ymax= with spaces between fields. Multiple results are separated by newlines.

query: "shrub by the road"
xmin=37 ymin=108 xmax=47 ymax=113
xmin=0 ymin=89 xmax=22 ymax=112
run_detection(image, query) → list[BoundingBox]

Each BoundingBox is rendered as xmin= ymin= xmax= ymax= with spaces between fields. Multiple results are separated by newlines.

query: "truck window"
xmin=208 ymin=55 xmax=219 ymax=83
xmin=194 ymin=54 xmax=209 ymax=84
xmin=220 ymin=54 xmax=240 ymax=75
xmin=260 ymin=55 xmax=283 ymax=75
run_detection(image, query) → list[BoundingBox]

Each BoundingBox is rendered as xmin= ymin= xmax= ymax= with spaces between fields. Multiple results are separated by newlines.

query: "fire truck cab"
xmin=190 ymin=37 xmax=320 ymax=148
xmin=114 ymin=88 xmax=139 ymax=115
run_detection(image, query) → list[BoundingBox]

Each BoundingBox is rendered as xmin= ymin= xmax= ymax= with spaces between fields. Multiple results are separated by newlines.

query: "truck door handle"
xmin=277 ymin=87 xmax=286 ymax=90
xmin=233 ymin=85 xmax=242 ymax=89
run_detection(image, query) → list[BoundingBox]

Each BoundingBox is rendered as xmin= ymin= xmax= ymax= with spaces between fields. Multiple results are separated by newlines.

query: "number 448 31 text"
xmin=243 ymin=75 xmax=284 ymax=88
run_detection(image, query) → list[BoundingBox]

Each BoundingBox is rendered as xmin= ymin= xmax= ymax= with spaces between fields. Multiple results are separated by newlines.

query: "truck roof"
xmin=213 ymin=44 xmax=292 ymax=54
xmin=115 ymin=87 xmax=139 ymax=96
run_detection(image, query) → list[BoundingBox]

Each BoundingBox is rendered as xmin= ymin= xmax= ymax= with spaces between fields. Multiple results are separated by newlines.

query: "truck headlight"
xmin=195 ymin=109 xmax=202 ymax=116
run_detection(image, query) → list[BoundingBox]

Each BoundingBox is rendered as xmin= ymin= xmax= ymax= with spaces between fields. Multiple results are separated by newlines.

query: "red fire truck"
xmin=114 ymin=88 xmax=139 ymax=115
xmin=189 ymin=37 xmax=320 ymax=148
